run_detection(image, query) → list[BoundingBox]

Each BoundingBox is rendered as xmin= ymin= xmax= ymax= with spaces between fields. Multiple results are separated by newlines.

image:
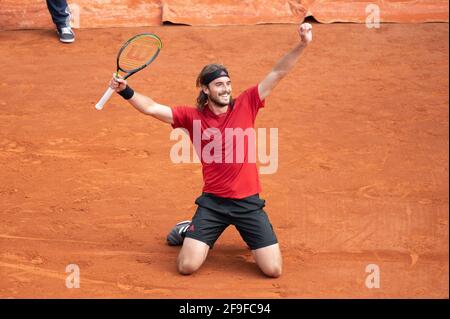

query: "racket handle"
xmin=95 ymin=87 xmax=115 ymax=110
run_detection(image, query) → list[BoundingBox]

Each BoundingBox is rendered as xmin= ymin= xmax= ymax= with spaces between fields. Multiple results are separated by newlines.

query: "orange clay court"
xmin=0 ymin=2 xmax=448 ymax=298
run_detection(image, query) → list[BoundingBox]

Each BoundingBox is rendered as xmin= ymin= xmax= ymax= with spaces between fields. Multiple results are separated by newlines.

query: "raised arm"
xmin=109 ymin=76 xmax=174 ymax=124
xmin=258 ymin=23 xmax=313 ymax=101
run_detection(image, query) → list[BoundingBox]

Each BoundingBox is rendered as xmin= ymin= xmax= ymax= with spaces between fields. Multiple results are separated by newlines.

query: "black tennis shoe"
xmin=166 ymin=220 xmax=191 ymax=246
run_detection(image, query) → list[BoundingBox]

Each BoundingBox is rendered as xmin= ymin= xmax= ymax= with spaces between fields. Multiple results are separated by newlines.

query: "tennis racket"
xmin=95 ymin=33 xmax=162 ymax=110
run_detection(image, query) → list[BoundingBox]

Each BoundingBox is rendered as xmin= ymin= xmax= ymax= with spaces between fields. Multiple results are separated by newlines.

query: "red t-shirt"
xmin=171 ymin=85 xmax=265 ymax=199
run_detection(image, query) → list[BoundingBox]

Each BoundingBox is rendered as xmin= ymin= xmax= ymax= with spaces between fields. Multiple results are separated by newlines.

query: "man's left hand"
xmin=298 ymin=23 xmax=313 ymax=45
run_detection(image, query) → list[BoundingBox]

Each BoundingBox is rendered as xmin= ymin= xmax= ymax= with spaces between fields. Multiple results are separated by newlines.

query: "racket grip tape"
xmin=95 ymin=87 xmax=115 ymax=110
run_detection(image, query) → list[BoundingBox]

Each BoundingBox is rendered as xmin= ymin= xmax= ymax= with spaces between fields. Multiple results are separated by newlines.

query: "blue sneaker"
xmin=57 ymin=26 xmax=75 ymax=43
xmin=166 ymin=220 xmax=191 ymax=246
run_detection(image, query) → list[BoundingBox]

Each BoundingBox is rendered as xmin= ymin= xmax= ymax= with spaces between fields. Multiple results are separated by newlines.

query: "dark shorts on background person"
xmin=185 ymin=192 xmax=278 ymax=250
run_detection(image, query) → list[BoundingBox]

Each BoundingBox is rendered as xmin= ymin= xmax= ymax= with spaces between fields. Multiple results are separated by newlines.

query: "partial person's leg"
xmin=177 ymin=238 xmax=210 ymax=275
xmin=46 ymin=0 xmax=71 ymax=28
xmin=231 ymin=195 xmax=281 ymax=277
xmin=252 ymin=243 xmax=282 ymax=278
xmin=46 ymin=0 xmax=75 ymax=43
xmin=173 ymin=193 xmax=231 ymax=275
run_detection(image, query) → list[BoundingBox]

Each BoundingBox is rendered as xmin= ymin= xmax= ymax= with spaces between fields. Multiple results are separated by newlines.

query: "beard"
xmin=209 ymin=93 xmax=232 ymax=107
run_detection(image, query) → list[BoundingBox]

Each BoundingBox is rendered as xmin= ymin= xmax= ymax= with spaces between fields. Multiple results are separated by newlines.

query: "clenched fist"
xmin=298 ymin=23 xmax=313 ymax=45
xmin=109 ymin=73 xmax=127 ymax=92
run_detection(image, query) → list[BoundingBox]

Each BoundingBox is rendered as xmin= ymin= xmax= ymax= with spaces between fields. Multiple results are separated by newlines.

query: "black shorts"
xmin=184 ymin=193 xmax=278 ymax=250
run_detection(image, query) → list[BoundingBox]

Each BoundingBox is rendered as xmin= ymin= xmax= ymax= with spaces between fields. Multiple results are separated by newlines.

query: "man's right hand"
xmin=109 ymin=74 xmax=127 ymax=92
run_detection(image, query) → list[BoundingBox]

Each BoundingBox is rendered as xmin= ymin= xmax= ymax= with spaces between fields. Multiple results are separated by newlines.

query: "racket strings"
xmin=119 ymin=36 xmax=161 ymax=72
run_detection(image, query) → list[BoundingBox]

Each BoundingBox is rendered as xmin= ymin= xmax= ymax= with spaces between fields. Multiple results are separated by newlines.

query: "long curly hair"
xmin=196 ymin=64 xmax=231 ymax=110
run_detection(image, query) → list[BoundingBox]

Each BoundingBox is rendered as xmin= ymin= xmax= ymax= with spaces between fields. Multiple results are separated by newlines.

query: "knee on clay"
xmin=177 ymin=258 xmax=201 ymax=275
xmin=260 ymin=263 xmax=282 ymax=278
